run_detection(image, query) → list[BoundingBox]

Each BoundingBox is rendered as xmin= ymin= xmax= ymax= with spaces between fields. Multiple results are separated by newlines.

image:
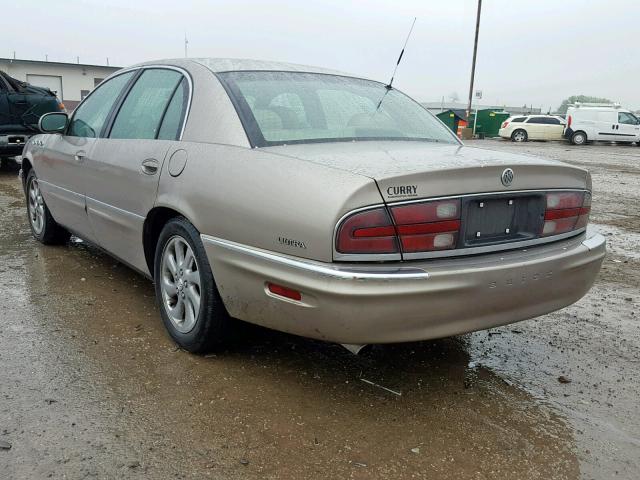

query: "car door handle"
xmin=141 ymin=158 xmax=159 ymax=175
xmin=74 ymin=151 xmax=86 ymax=162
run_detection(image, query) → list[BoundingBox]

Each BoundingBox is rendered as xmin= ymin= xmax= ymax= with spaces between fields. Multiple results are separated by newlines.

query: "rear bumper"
xmin=202 ymin=231 xmax=605 ymax=344
xmin=498 ymin=128 xmax=511 ymax=138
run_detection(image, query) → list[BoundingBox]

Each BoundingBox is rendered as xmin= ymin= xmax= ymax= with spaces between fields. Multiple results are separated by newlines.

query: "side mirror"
xmin=39 ymin=112 xmax=68 ymax=134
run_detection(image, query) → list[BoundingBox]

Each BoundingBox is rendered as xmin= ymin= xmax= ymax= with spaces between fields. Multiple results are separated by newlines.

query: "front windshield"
xmin=218 ymin=71 xmax=459 ymax=147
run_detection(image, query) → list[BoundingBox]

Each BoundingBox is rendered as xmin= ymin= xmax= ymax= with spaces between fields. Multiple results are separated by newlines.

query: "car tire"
xmin=25 ymin=169 xmax=71 ymax=245
xmin=571 ymin=131 xmax=587 ymax=145
xmin=154 ymin=216 xmax=233 ymax=353
xmin=511 ymin=129 xmax=527 ymax=142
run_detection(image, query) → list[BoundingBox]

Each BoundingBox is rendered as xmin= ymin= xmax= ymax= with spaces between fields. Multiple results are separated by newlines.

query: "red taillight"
xmin=542 ymin=191 xmax=590 ymax=236
xmin=391 ymin=199 xmax=460 ymax=224
xmin=267 ymin=282 xmax=302 ymax=301
xmin=336 ymin=208 xmax=399 ymax=254
xmin=336 ymin=191 xmax=590 ymax=259
xmin=501 ymin=121 xmax=509 ymax=128
xmin=567 ymin=115 xmax=572 ymax=129
xmin=336 ymin=200 xmax=461 ymax=255
xmin=391 ymin=200 xmax=461 ymax=252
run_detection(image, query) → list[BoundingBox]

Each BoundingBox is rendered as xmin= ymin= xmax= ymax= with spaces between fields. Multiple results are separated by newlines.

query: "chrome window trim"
xmin=333 ymin=188 xmax=590 ymax=262
xmin=201 ymin=235 xmax=429 ymax=280
xmin=68 ymin=64 xmax=193 ymax=141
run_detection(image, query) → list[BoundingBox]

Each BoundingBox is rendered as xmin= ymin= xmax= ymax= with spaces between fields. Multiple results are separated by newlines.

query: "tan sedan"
xmin=21 ymin=58 xmax=605 ymax=353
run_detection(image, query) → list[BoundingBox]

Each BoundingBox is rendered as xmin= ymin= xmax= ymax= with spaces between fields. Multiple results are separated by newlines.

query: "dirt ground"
xmin=0 ymin=140 xmax=638 ymax=479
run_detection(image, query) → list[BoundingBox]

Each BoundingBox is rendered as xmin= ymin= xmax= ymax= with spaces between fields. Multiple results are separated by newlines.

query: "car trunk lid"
xmin=264 ymin=141 xmax=591 ymax=260
xmin=263 ymin=141 xmax=589 ymax=201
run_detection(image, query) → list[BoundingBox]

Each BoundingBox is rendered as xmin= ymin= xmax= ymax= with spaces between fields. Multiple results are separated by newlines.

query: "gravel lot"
xmin=0 ymin=139 xmax=638 ymax=479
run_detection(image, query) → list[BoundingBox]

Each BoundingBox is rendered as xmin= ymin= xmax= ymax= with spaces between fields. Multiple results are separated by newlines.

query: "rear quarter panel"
xmin=155 ymin=143 xmax=382 ymax=262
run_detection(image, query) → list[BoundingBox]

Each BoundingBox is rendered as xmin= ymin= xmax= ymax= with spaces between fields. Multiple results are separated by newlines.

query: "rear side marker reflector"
xmin=267 ymin=283 xmax=302 ymax=301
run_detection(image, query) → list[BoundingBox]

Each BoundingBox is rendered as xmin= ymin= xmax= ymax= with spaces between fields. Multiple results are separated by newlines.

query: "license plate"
xmin=462 ymin=195 xmax=545 ymax=247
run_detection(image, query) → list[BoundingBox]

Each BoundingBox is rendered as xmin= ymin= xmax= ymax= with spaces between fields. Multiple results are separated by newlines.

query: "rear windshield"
xmin=217 ymin=71 xmax=459 ymax=147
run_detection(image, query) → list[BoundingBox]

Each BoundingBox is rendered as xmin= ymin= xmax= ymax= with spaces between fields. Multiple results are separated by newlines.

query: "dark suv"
xmin=1 ymin=70 xmax=64 ymax=167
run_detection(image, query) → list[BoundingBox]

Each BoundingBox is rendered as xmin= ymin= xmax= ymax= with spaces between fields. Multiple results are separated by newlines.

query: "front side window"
xmin=110 ymin=69 xmax=183 ymax=140
xmin=218 ymin=71 xmax=459 ymax=147
xmin=68 ymin=71 xmax=135 ymax=138
xmin=618 ymin=112 xmax=639 ymax=125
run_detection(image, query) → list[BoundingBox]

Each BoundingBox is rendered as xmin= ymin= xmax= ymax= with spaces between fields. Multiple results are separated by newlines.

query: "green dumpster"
xmin=436 ymin=109 xmax=466 ymax=134
xmin=469 ymin=109 xmax=510 ymax=137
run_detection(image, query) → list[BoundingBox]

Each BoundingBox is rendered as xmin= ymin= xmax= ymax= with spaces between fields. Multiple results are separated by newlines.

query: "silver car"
xmin=21 ymin=58 xmax=605 ymax=353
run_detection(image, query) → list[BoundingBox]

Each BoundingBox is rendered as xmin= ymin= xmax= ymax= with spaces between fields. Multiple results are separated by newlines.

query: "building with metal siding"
xmin=0 ymin=58 xmax=121 ymax=110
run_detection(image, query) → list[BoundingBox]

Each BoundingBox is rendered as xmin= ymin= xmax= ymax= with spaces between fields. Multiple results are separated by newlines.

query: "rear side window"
xmin=527 ymin=117 xmax=548 ymax=124
xmin=157 ymin=78 xmax=189 ymax=140
xmin=546 ymin=117 xmax=561 ymax=125
xmin=68 ymin=71 xmax=135 ymax=138
xmin=110 ymin=69 xmax=182 ymax=140
xmin=511 ymin=117 xmax=526 ymax=123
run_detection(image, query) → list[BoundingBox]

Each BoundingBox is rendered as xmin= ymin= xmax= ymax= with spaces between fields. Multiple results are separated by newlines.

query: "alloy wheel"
xmin=160 ymin=236 xmax=202 ymax=333
xmin=513 ymin=131 xmax=526 ymax=142
xmin=28 ymin=178 xmax=45 ymax=235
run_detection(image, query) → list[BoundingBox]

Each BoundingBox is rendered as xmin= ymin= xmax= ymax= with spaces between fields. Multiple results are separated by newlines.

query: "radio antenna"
xmin=386 ymin=16 xmax=417 ymax=89
xmin=375 ymin=17 xmax=417 ymax=112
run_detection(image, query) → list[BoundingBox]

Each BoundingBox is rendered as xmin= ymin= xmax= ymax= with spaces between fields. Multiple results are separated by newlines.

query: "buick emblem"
xmin=501 ymin=168 xmax=514 ymax=186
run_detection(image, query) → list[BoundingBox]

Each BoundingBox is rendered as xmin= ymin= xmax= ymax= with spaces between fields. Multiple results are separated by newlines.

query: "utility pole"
xmin=184 ymin=33 xmax=189 ymax=58
xmin=466 ymin=0 xmax=482 ymax=121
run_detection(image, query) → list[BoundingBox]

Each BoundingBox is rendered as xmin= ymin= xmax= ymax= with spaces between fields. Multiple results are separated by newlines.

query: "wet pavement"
xmin=0 ymin=140 xmax=638 ymax=479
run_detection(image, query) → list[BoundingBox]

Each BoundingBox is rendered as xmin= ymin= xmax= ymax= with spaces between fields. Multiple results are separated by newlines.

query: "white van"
xmin=564 ymin=104 xmax=640 ymax=145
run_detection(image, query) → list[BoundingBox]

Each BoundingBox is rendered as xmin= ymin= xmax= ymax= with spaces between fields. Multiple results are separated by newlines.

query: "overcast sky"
xmin=3 ymin=0 xmax=638 ymax=111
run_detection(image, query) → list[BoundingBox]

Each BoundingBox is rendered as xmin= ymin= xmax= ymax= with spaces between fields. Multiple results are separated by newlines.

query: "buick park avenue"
xmin=21 ymin=58 xmax=605 ymax=353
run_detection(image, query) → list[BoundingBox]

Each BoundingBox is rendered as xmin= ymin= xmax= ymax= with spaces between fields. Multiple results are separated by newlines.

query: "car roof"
xmin=509 ymin=114 xmax=562 ymax=119
xmin=133 ymin=57 xmax=357 ymax=77
xmin=568 ymin=106 xmax=632 ymax=113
